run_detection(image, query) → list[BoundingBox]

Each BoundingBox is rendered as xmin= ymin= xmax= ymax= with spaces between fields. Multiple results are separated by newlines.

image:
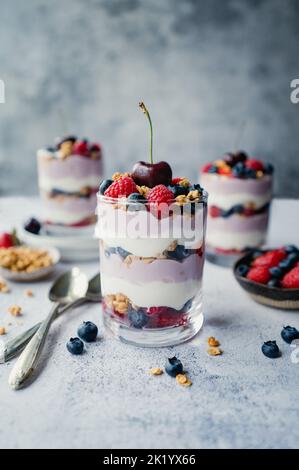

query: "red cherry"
xmin=131 ymin=161 xmax=172 ymax=188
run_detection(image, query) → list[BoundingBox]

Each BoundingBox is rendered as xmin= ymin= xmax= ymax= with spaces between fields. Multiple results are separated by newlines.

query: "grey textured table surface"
xmin=0 ymin=197 xmax=298 ymax=449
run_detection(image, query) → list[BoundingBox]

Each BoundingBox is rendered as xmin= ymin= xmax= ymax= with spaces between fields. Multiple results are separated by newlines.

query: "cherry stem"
xmin=139 ymin=102 xmax=153 ymax=164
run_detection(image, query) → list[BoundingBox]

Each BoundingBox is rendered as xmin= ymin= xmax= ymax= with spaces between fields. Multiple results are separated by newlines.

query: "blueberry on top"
xmin=67 ymin=337 xmax=84 ymax=355
xmin=77 ymin=321 xmax=98 ymax=342
xmin=99 ymin=179 xmax=113 ymax=195
xmin=287 ymin=252 xmax=299 ymax=263
xmin=128 ymin=309 xmax=148 ymax=329
xmin=281 ymin=326 xmax=299 ymax=344
xmin=168 ymin=185 xmax=189 ymax=198
xmin=127 ymin=192 xmax=146 ymax=202
xmin=165 ymin=356 xmax=184 ymax=377
xmin=261 ymin=341 xmax=280 ymax=359
xmin=263 ymin=163 xmax=274 ymax=174
xmin=208 ymin=165 xmax=218 ymax=173
xmin=284 ymin=245 xmax=298 ymax=254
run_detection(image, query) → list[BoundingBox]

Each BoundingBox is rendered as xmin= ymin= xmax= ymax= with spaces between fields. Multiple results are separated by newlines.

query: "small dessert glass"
xmin=96 ymin=192 xmax=208 ymax=347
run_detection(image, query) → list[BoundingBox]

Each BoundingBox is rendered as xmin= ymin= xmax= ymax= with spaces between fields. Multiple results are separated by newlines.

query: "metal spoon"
xmin=2 ymin=273 xmax=102 ymax=364
xmin=8 ymin=267 xmax=89 ymax=390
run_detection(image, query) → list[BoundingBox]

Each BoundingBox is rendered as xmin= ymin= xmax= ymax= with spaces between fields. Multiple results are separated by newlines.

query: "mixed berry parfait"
xmin=37 ymin=136 xmax=103 ymax=229
xmin=200 ymin=151 xmax=274 ymax=266
xmin=96 ymin=103 xmax=207 ymax=347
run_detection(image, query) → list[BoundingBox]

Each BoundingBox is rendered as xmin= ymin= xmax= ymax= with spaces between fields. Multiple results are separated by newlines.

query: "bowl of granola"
xmin=0 ymin=245 xmax=60 ymax=281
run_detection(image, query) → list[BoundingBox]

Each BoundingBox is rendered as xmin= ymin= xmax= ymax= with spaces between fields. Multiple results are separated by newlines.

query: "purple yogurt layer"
xmin=38 ymin=154 xmax=102 ymax=181
xmin=207 ymin=212 xmax=269 ymax=233
xmin=100 ymin=251 xmax=204 ymax=284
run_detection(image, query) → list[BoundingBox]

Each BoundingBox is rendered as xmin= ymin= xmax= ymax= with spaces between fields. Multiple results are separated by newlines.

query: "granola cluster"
xmin=105 ymin=293 xmax=130 ymax=314
xmin=0 ymin=246 xmax=53 ymax=273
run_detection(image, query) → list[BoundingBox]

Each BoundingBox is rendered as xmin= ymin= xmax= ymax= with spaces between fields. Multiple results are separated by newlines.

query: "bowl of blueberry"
xmin=234 ymin=245 xmax=299 ymax=309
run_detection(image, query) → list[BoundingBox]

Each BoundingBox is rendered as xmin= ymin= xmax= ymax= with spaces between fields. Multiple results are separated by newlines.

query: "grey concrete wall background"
xmin=0 ymin=0 xmax=298 ymax=197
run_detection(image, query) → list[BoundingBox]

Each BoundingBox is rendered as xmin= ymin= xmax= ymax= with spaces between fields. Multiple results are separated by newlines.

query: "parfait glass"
xmin=96 ymin=192 xmax=208 ymax=347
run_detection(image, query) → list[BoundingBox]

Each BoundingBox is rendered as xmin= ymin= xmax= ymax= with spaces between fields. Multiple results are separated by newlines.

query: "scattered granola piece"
xmin=149 ymin=367 xmax=163 ymax=376
xmin=207 ymin=347 xmax=222 ymax=356
xmin=0 ymin=280 xmax=10 ymax=293
xmin=25 ymin=289 xmax=34 ymax=297
xmin=208 ymin=336 xmax=220 ymax=347
xmin=0 ymin=327 xmax=6 ymax=335
xmin=176 ymin=373 xmax=192 ymax=387
xmin=8 ymin=305 xmax=22 ymax=316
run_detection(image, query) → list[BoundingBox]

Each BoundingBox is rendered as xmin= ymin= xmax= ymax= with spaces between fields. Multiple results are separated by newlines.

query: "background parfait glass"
xmin=96 ymin=191 xmax=208 ymax=347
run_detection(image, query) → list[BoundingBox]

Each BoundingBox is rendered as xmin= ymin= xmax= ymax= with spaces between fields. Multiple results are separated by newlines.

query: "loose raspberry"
xmin=73 ymin=140 xmax=89 ymax=157
xmin=209 ymin=206 xmax=221 ymax=218
xmin=253 ymin=249 xmax=286 ymax=268
xmin=104 ymin=176 xmax=138 ymax=198
xmin=147 ymin=185 xmax=174 ymax=204
xmin=201 ymin=163 xmax=212 ymax=173
xmin=245 ymin=159 xmax=264 ymax=171
xmin=281 ymin=267 xmax=299 ymax=289
xmin=247 ymin=266 xmax=271 ymax=284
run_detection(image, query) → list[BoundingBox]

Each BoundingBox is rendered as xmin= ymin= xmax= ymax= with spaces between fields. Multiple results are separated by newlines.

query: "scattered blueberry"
xmin=263 ymin=163 xmax=274 ymax=174
xmin=281 ymin=326 xmax=299 ymax=344
xmin=67 ymin=337 xmax=84 ymax=355
xmin=24 ymin=217 xmax=41 ymax=235
xmin=128 ymin=309 xmax=148 ymax=329
xmin=237 ymin=264 xmax=249 ymax=277
xmin=267 ymin=278 xmax=280 ymax=288
xmin=77 ymin=321 xmax=98 ymax=342
xmin=208 ymin=165 xmax=218 ymax=173
xmin=99 ymin=179 xmax=113 ymax=195
xmin=284 ymin=245 xmax=298 ymax=254
xmin=165 ymin=356 xmax=184 ymax=377
xmin=261 ymin=341 xmax=280 ymax=359
xmin=269 ymin=267 xmax=283 ymax=278
xmin=222 ymin=208 xmax=234 ymax=218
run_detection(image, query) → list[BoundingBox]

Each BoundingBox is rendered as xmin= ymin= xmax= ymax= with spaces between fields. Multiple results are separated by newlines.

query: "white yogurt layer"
xmin=101 ymin=275 xmax=201 ymax=310
xmin=39 ymin=175 xmax=100 ymax=193
xmin=207 ymin=230 xmax=266 ymax=250
xmin=208 ymin=191 xmax=272 ymax=210
xmin=44 ymin=208 xmax=93 ymax=224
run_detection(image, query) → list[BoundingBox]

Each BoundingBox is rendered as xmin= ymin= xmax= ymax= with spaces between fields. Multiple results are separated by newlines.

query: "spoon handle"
xmin=1 ymin=297 xmax=87 ymax=364
xmin=8 ymin=303 xmax=60 ymax=389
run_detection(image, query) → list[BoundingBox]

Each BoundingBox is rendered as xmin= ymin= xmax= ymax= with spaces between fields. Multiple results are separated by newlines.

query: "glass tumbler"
xmin=96 ymin=192 xmax=208 ymax=347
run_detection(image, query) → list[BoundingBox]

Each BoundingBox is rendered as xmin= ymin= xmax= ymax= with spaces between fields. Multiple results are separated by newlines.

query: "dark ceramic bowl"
xmin=233 ymin=251 xmax=299 ymax=310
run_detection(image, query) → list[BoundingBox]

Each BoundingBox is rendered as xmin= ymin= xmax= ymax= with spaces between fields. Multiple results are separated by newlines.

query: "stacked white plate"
xmin=19 ymin=224 xmax=99 ymax=262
